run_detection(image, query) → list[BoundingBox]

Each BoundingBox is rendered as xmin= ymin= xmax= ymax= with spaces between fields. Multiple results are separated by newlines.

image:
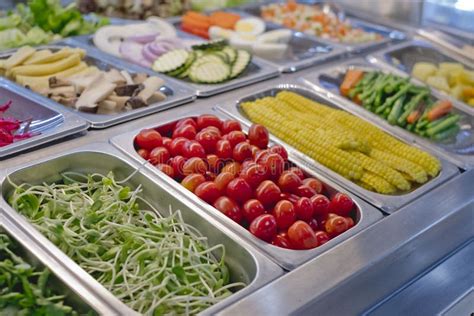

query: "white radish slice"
xmin=120 ymin=41 xmax=151 ymax=68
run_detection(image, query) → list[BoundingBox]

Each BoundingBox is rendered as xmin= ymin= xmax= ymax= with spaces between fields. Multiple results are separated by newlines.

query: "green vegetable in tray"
xmin=7 ymin=171 xmax=245 ymax=315
xmin=341 ymin=70 xmax=462 ymax=141
xmin=0 ymin=233 xmax=82 ymax=315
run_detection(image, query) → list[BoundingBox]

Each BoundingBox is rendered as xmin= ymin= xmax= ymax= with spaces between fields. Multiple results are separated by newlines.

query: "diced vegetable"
xmin=340 ymin=69 xmax=365 ymax=97
xmin=0 ymin=100 xmax=38 ymax=147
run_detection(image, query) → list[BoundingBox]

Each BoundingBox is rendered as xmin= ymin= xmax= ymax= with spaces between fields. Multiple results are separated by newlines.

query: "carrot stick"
xmin=407 ymin=110 xmax=421 ymax=124
xmin=181 ymin=24 xmax=209 ymax=39
xmin=182 ymin=16 xmax=211 ymax=31
xmin=427 ymin=100 xmax=453 ymax=122
xmin=340 ymin=69 xmax=365 ymax=97
xmin=210 ymin=11 xmax=241 ymax=29
xmin=184 ymin=11 xmax=210 ymax=23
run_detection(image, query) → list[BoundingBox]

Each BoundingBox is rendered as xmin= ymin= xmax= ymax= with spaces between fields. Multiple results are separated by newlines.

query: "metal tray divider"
xmin=0 ymin=142 xmax=283 ymax=315
xmin=214 ymin=83 xmax=459 ymax=213
xmin=109 ymin=109 xmax=383 ymax=271
xmin=299 ymin=57 xmax=474 ymax=169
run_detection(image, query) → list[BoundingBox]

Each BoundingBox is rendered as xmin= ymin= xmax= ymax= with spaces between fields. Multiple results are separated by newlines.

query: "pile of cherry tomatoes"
xmin=134 ymin=114 xmax=357 ymax=250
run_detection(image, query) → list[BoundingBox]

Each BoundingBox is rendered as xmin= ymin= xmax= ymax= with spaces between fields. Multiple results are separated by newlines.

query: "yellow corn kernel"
xmin=360 ymin=172 xmax=396 ymax=194
xmin=369 ymin=149 xmax=428 ymax=184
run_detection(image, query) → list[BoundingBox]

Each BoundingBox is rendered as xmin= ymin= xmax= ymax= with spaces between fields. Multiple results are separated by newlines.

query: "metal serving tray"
xmin=0 ymin=143 xmax=283 ymax=315
xmin=0 ymin=218 xmax=103 ymax=315
xmin=240 ymin=1 xmax=406 ymax=54
xmin=172 ymin=12 xmax=346 ymax=73
xmin=369 ymin=40 xmax=474 ymax=115
xmin=216 ymin=84 xmax=459 ymax=213
xmin=69 ymin=29 xmax=279 ymax=97
xmin=0 ymin=79 xmax=88 ymax=158
xmin=110 ymin=109 xmax=383 ymax=271
xmin=300 ymin=58 xmax=474 ymax=169
xmin=0 ymin=42 xmax=196 ymax=128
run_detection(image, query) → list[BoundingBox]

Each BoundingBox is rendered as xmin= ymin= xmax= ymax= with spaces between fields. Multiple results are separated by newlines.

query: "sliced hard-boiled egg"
xmin=257 ymin=29 xmax=292 ymax=44
xmin=209 ymin=25 xmax=235 ymax=41
xmin=235 ymin=17 xmax=265 ymax=36
xmin=230 ymin=33 xmax=257 ymax=52
xmin=252 ymin=42 xmax=288 ymax=60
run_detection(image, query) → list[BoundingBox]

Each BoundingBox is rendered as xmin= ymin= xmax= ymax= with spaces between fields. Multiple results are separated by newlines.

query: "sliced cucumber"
xmin=191 ymin=39 xmax=227 ymax=51
xmin=230 ymin=50 xmax=251 ymax=79
xmin=223 ymin=46 xmax=237 ymax=64
xmin=193 ymin=54 xmax=223 ymax=67
xmin=212 ymin=51 xmax=230 ymax=64
xmin=189 ymin=61 xmax=230 ymax=84
xmin=152 ymin=49 xmax=189 ymax=73
xmin=167 ymin=51 xmax=196 ymax=77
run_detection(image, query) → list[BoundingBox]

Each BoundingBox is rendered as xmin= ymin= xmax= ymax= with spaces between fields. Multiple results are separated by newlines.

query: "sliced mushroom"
xmin=47 ymin=86 xmax=76 ymax=98
xmin=136 ymin=76 xmax=164 ymax=102
xmin=107 ymin=95 xmax=129 ymax=111
xmin=147 ymin=91 xmax=167 ymax=103
xmin=126 ymin=96 xmax=147 ymax=109
xmin=133 ymin=73 xmax=148 ymax=84
xmin=49 ymin=77 xmax=71 ymax=88
xmin=57 ymin=96 xmax=78 ymax=108
xmin=67 ymin=72 xmax=102 ymax=94
xmin=75 ymin=73 xmax=116 ymax=112
xmin=104 ymin=68 xmax=126 ymax=84
xmin=98 ymin=99 xmax=118 ymax=111
xmin=114 ymin=84 xmax=143 ymax=96
xmin=120 ymin=70 xmax=134 ymax=85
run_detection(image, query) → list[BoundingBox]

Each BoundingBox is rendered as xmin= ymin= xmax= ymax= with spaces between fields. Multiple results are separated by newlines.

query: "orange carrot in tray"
xmin=182 ymin=16 xmax=211 ymax=31
xmin=340 ymin=69 xmax=365 ymax=97
xmin=427 ymin=100 xmax=453 ymax=122
xmin=407 ymin=110 xmax=421 ymax=124
xmin=181 ymin=24 xmax=209 ymax=39
xmin=210 ymin=11 xmax=241 ymax=29
xmin=184 ymin=11 xmax=210 ymax=23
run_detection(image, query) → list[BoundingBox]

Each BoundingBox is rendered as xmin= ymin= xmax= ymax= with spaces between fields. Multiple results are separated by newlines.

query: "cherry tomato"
xmin=280 ymin=192 xmax=299 ymax=204
xmin=169 ymin=137 xmax=188 ymax=156
xmin=182 ymin=157 xmax=207 ymax=176
xmin=183 ymin=140 xmax=206 ymax=159
xmin=314 ymin=231 xmax=330 ymax=245
xmin=307 ymin=218 xmax=319 ymax=231
xmin=135 ymin=129 xmax=162 ymax=150
xmin=196 ymin=114 xmax=222 ymax=131
xmin=277 ymin=171 xmax=302 ymax=193
xmin=175 ymin=118 xmax=197 ymax=129
xmin=172 ymin=124 xmax=196 ymax=140
xmin=260 ymin=153 xmax=285 ymax=179
xmin=311 ymin=194 xmax=330 ymax=217
xmin=213 ymin=196 xmax=242 ymax=223
xmin=248 ymin=124 xmax=269 ymax=149
xmin=296 ymin=185 xmax=317 ymax=198
xmin=272 ymin=232 xmax=292 ymax=249
xmin=242 ymin=199 xmax=265 ymax=223
xmin=345 ymin=217 xmax=355 ymax=229
xmin=233 ymin=142 xmax=253 ymax=162
xmin=195 ymin=181 xmax=221 ymax=204
xmin=221 ymin=162 xmax=241 ymax=177
xmin=215 ymin=139 xmax=233 ymax=159
xmin=241 ymin=160 xmax=255 ymax=170
xmin=269 ymin=145 xmax=288 ymax=161
xmin=250 ymin=145 xmax=260 ymax=157
xmin=273 ymin=200 xmax=296 ymax=230
xmin=202 ymin=126 xmax=222 ymax=137
xmin=156 ymin=164 xmax=174 ymax=178
xmin=214 ymin=172 xmax=235 ymax=193
xmin=255 ymin=180 xmax=281 ymax=208
xmin=288 ymin=167 xmax=305 ymax=180
xmin=162 ymin=137 xmax=172 ymax=151
xmin=249 ymin=214 xmax=277 ymax=242
xmin=294 ymin=197 xmax=314 ymax=221
xmin=226 ymin=131 xmax=246 ymax=148
xmin=324 ymin=215 xmax=349 ymax=236
xmin=149 ymin=147 xmax=170 ymax=165
xmin=195 ymin=129 xmax=220 ymax=154
xmin=181 ymin=173 xmax=206 ymax=192
xmin=254 ymin=149 xmax=270 ymax=164
xmin=287 ymin=221 xmax=318 ymax=249
xmin=226 ymin=178 xmax=252 ymax=204
xmin=206 ymin=154 xmax=222 ymax=173
xmin=137 ymin=148 xmax=150 ymax=160
xmin=204 ymin=171 xmax=217 ymax=181
xmin=240 ymin=162 xmax=267 ymax=188
xmin=302 ymin=178 xmax=323 ymax=194
xmin=221 ymin=119 xmax=242 ymax=134
xmin=329 ymin=193 xmax=354 ymax=216
xmin=169 ymin=156 xmax=186 ymax=180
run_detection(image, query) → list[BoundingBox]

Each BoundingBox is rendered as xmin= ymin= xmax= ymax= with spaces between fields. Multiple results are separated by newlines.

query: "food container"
xmin=110 ymin=110 xmax=383 ymax=271
xmin=240 ymin=2 xmax=406 ymax=54
xmin=369 ymin=40 xmax=474 ymax=115
xmin=300 ymin=58 xmax=474 ymax=169
xmin=69 ymin=31 xmax=280 ymax=97
xmin=0 ymin=143 xmax=283 ymax=315
xmin=0 ymin=79 xmax=88 ymax=158
xmin=215 ymin=84 xmax=459 ymax=213
xmin=0 ymin=41 xmax=196 ymax=128
xmin=0 ymin=216 xmax=109 ymax=315
xmin=171 ymin=13 xmax=347 ymax=73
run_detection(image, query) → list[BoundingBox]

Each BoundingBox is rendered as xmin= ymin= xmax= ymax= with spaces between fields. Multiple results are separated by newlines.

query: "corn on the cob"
xmin=360 ymin=172 xmax=397 ymax=194
xmin=370 ymin=149 xmax=428 ymax=183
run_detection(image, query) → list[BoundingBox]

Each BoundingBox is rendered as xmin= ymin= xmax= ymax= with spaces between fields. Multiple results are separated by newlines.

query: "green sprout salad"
xmin=0 ymin=233 xmax=81 ymax=315
xmin=7 ymin=171 xmax=245 ymax=315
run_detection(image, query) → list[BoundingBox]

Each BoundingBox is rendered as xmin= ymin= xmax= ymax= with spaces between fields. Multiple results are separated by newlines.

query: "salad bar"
xmin=0 ymin=1 xmax=473 ymax=315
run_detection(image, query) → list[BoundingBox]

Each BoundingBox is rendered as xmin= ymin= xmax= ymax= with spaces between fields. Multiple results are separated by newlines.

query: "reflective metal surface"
xmin=110 ymin=109 xmax=382 ymax=270
xmin=216 ymin=84 xmax=459 ymax=213
xmin=0 ymin=143 xmax=283 ymax=315
xmin=300 ymin=57 xmax=474 ymax=169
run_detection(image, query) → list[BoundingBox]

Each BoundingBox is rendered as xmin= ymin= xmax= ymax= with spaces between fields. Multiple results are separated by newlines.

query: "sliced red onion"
xmin=127 ymin=33 xmax=159 ymax=44
xmin=148 ymin=42 xmax=169 ymax=56
xmin=119 ymin=40 xmax=151 ymax=68
xmin=142 ymin=43 xmax=160 ymax=62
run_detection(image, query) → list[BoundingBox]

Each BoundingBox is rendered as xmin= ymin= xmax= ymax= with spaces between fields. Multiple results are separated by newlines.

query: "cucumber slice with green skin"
xmin=152 ymin=49 xmax=189 ymax=73
xmin=230 ymin=50 xmax=251 ymax=79
xmin=167 ymin=51 xmax=196 ymax=77
xmin=223 ymin=46 xmax=237 ymax=64
xmin=212 ymin=51 xmax=230 ymax=64
xmin=192 ymin=39 xmax=227 ymax=51
xmin=189 ymin=61 xmax=230 ymax=84
xmin=193 ymin=54 xmax=224 ymax=68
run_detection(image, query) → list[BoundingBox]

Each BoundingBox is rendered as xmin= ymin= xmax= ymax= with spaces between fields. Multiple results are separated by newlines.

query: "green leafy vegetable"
xmin=8 ymin=171 xmax=245 ymax=315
